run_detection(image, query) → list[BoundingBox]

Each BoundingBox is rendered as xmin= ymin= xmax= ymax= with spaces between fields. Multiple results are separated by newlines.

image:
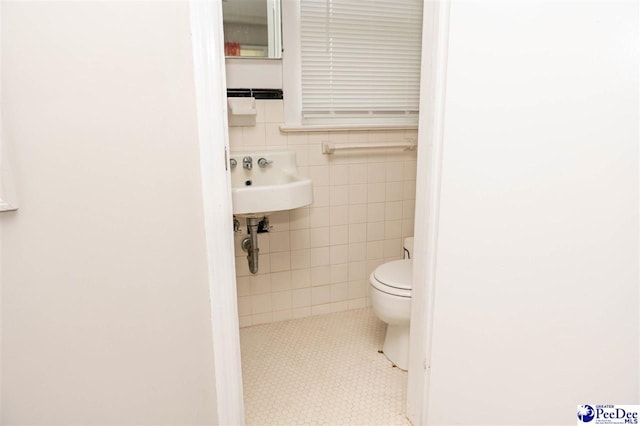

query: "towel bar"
xmin=321 ymin=139 xmax=416 ymax=155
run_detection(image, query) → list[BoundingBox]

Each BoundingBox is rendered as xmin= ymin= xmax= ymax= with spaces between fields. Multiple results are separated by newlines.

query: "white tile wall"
xmin=231 ymin=99 xmax=417 ymax=327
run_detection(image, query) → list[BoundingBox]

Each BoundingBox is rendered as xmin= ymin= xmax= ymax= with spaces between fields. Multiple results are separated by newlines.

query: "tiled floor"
xmin=240 ymin=308 xmax=410 ymax=425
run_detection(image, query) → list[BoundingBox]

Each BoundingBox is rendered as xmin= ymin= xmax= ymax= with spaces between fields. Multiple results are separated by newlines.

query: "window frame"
xmin=281 ymin=0 xmax=421 ymax=132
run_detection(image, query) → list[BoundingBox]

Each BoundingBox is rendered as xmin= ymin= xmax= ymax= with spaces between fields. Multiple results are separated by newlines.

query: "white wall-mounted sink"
xmin=230 ymin=150 xmax=313 ymax=216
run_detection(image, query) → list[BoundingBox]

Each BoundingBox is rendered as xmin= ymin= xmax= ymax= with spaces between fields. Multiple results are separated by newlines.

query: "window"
xmin=297 ymin=0 xmax=423 ymax=127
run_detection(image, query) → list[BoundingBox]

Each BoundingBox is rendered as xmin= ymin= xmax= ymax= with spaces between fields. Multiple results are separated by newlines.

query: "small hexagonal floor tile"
xmin=241 ymin=308 xmax=410 ymax=425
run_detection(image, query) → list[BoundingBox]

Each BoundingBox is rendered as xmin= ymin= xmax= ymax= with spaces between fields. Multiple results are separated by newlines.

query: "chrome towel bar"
xmin=321 ymin=139 xmax=416 ymax=155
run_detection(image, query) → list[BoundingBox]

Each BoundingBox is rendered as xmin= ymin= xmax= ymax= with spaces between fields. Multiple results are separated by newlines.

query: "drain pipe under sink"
xmin=242 ymin=217 xmax=261 ymax=274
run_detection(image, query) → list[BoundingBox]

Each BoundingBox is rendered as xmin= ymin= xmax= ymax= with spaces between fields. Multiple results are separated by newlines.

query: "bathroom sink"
xmin=230 ymin=150 xmax=313 ymax=216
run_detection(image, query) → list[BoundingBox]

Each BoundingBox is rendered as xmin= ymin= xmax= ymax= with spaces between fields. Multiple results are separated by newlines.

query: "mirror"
xmin=222 ymin=0 xmax=282 ymax=59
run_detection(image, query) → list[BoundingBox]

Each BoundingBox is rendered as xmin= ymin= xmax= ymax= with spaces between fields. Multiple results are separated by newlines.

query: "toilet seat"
xmin=370 ymin=260 xmax=412 ymax=298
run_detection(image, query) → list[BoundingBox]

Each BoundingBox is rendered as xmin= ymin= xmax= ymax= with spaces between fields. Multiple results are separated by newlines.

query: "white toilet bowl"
xmin=369 ymin=258 xmax=412 ymax=370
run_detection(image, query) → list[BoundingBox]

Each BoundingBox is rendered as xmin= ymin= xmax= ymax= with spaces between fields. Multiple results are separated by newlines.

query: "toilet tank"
xmin=403 ymin=237 xmax=414 ymax=259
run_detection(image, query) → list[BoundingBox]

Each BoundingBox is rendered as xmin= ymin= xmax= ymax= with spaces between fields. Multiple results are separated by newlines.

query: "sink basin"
xmin=230 ymin=150 xmax=313 ymax=216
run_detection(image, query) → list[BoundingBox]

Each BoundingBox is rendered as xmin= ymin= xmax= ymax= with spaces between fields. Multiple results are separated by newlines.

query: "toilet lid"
xmin=373 ymin=260 xmax=412 ymax=290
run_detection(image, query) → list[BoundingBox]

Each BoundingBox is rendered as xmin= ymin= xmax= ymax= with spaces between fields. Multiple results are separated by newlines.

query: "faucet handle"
xmin=257 ymin=158 xmax=273 ymax=168
xmin=242 ymin=156 xmax=253 ymax=170
xmin=230 ymin=158 xmax=237 ymax=168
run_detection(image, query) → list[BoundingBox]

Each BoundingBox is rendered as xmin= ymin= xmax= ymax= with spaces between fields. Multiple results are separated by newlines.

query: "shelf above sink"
xmin=230 ymin=150 xmax=313 ymax=216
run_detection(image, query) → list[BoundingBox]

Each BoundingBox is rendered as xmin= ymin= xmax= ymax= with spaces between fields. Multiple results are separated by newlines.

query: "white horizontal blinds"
xmin=300 ymin=0 xmax=423 ymax=125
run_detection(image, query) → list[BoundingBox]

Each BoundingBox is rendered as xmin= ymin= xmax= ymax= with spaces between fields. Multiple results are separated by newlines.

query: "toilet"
xmin=369 ymin=237 xmax=413 ymax=370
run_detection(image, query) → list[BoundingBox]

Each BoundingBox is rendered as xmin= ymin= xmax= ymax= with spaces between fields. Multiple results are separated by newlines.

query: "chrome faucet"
xmin=243 ymin=156 xmax=253 ymax=170
xmin=257 ymin=157 xmax=273 ymax=168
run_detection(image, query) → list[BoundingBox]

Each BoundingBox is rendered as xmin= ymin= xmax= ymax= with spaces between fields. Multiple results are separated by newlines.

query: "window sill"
xmin=279 ymin=123 xmax=418 ymax=133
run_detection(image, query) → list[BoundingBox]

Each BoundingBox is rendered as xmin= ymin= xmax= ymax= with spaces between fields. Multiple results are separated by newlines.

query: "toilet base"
xmin=382 ymin=324 xmax=410 ymax=371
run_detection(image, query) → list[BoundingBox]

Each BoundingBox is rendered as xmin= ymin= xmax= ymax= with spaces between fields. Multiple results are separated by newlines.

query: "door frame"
xmin=189 ymin=1 xmax=245 ymax=424
xmin=188 ymin=1 xmax=451 ymax=424
xmin=406 ymin=1 xmax=451 ymax=424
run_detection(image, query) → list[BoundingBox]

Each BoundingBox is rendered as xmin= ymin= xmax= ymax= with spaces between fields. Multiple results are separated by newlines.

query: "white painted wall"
xmin=226 ymin=58 xmax=282 ymax=88
xmin=1 ymin=2 xmax=218 ymax=424
xmin=426 ymin=1 xmax=639 ymax=424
